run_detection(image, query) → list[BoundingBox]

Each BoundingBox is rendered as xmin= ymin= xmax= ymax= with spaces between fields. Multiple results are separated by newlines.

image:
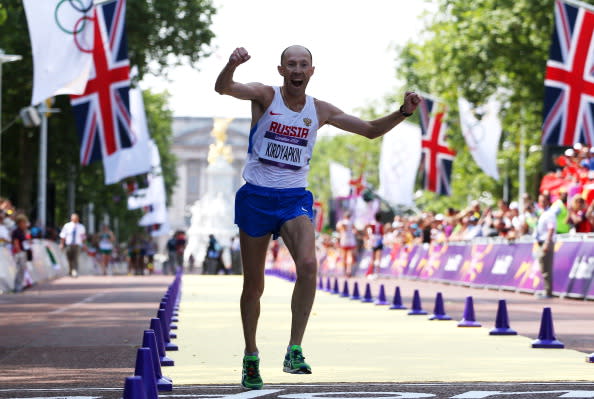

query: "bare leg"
xmin=280 ymin=215 xmax=317 ymax=346
xmin=239 ymin=230 xmax=271 ymax=354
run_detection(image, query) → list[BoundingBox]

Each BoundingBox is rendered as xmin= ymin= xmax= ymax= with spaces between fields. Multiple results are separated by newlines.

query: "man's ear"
xmin=277 ymin=65 xmax=285 ymax=76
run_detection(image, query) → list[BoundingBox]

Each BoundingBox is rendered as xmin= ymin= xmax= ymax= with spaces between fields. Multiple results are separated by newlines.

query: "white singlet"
xmin=242 ymin=86 xmax=319 ymax=189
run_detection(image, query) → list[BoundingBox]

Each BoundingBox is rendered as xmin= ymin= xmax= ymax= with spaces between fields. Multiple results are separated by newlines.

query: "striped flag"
xmin=418 ymin=98 xmax=456 ymax=196
xmin=542 ymin=0 xmax=594 ymax=145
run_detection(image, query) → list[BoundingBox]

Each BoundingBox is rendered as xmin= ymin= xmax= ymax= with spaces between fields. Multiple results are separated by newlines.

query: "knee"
xmin=296 ymin=258 xmax=317 ymax=281
xmin=242 ymin=280 xmax=265 ymax=302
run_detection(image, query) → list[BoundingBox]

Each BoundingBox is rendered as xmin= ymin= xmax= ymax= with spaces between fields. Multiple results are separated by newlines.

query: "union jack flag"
xmin=70 ymin=0 xmax=133 ymax=166
xmin=418 ymin=98 xmax=456 ymax=196
xmin=542 ymin=0 xmax=594 ymax=146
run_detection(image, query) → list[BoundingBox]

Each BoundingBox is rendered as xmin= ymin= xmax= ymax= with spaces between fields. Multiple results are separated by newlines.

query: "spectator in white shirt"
xmin=0 ymin=211 xmax=10 ymax=245
xmin=534 ymin=194 xmax=559 ymax=298
xmin=59 ymin=213 xmax=86 ymax=277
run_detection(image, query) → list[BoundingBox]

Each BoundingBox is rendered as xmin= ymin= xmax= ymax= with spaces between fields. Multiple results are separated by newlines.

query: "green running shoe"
xmin=283 ymin=345 xmax=312 ymax=374
xmin=241 ymin=355 xmax=263 ymax=390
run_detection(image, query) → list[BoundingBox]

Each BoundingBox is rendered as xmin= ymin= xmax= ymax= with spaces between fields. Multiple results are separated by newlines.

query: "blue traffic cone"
xmin=325 ymin=277 xmax=332 ymax=292
xmin=531 ymin=307 xmax=564 ymax=348
xmin=408 ymin=289 xmax=428 ymax=315
xmin=586 ymin=353 xmax=594 ymax=363
xmin=142 ymin=330 xmax=172 ymax=391
xmin=340 ymin=280 xmax=350 ymax=297
xmin=375 ymin=284 xmax=389 ymax=305
xmin=489 ymin=300 xmax=517 ymax=335
xmin=122 ymin=376 xmax=147 ymax=399
xmin=429 ymin=292 xmax=452 ymax=320
xmin=134 ymin=348 xmax=159 ymax=399
xmin=389 ymin=286 xmax=407 ymax=310
xmin=332 ymin=278 xmax=340 ymax=294
xmin=157 ymin=309 xmax=178 ymax=351
xmin=149 ymin=318 xmax=174 ymax=366
xmin=458 ymin=296 xmax=482 ymax=327
xmin=350 ymin=282 xmax=361 ymax=300
xmin=361 ymin=282 xmax=374 ymax=303
xmin=318 ymin=275 xmax=324 ymax=290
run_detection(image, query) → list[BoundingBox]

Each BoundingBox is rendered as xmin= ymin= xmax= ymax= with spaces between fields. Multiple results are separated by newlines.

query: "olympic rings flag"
xmin=23 ymin=0 xmax=94 ymax=105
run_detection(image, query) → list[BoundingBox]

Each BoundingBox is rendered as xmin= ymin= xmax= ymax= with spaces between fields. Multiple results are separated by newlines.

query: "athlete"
xmin=215 ymin=45 xmax=421 ymax=390
xmin=336 ymin=211 xmax=357 ymax=277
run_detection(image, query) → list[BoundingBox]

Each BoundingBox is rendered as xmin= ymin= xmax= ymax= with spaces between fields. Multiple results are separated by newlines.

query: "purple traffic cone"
xmin=458 ymin=296 xmax=482 ymax=327
xmin=531 ymin=307 xmax=564 ymax=348
xmin=332 ymin=278 xmax=340 ymax=294
xmin=489 ymin=300 xmax=517 ymax=335
xmin=375 ymin=284 xmax=389 ymax=305
xmin=318 ymin=275 xmax=324 ymax=290
xmin=142 ymin=330 xmax=172 ymax=391
xmin=389 ymin=286 xmax=407 ymax=310
xmin=149 ymin=318 xmax=174 ymax=366
xmin=134 ymin=348 xmax=159 ymax=399
xmin=429 ymin=292 xmax=452 ymax=320
xmin=157 ymin=309 xmax=178 ymax=351
xmin=361 ymin=282 xmax=374 ymax=303
xmin=350 ymin=282 xmax=361 ymax=300
xmin=340 ymin=280 xmax=350 ymax=297
xmin=325 ymin=277 xmax=332 ymax=292
xmin=123 ymin=376 xmax=147 ymax=399
xmin=408 ymin=289 xmax=428 ymax=315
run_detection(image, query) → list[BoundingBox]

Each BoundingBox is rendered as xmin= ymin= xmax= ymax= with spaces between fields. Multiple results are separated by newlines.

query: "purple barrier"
xmin=564 ymin=241 xmax=594 ymax=298
xmin=406 ymin=244 xmax=429 ymax=278
xmin=293 ymin=237 xmax=594 ymax=298
xmin=432 ymin=244 xmax=469 ymax=282
xmin=459 ymin=243 xmax=498 ymax=285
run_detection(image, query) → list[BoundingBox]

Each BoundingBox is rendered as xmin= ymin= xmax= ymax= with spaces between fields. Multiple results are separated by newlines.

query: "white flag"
xmin=378 ymin=121 xmax=422 ymax=206
xmin=23 ymin=0 xmax=94 ymax=105
xmin=458 ymin=97 xmax=502 ymax=180
xmin=127 ymin=140 xmax=166 ymax=210
xmin=329 ymin=161 xmax=352 ymax=198
xmin=103 ymin=86 xmax=152 ymax=184
xmin=139 ymin=202 xmax=167 ymax=226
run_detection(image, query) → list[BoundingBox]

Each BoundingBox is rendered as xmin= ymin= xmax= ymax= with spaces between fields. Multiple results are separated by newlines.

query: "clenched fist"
xmin=401 ymin=91 xmax=422 ymax=115
xmin=229 ymin=47 xmax=251 ymax=67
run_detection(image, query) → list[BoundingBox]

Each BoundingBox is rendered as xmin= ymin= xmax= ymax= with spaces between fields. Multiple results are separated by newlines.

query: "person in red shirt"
xmin=568 ymin=195 xmax=592 ymax=233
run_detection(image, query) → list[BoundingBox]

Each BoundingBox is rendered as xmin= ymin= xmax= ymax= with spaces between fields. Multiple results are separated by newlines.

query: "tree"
xmin=0 ymin=0 xmax=215 ymax=240
xmin=394 ymin=0 xmax=594 ymax=211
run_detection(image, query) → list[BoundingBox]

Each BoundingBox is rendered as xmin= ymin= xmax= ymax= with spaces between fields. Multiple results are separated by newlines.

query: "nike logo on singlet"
xmin=269 ymin=111 xmax=283 ymax=116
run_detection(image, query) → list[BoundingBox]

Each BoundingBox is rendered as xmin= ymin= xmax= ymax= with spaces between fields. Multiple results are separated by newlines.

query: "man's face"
xmin=71 ymin=214 xmax=79 ymax=223
xmin=278 ymin=46 xmax=314 ymax=93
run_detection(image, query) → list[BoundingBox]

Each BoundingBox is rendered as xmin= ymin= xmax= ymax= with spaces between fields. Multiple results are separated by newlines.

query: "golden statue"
xmin=208 ymin=117 xmax=234 ymax=165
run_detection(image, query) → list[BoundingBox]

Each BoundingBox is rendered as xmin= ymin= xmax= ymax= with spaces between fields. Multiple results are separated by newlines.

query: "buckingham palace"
xmin=168 ymin=116 xmax=251 ymax=232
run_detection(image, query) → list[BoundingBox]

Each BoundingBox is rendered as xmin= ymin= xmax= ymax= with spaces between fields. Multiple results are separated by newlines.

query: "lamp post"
xmin=0 ymin=49 xmax=22 ymax=196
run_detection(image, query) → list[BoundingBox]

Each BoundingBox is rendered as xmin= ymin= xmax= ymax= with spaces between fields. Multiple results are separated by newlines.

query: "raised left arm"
xmin=318 ymin=91 xmax=422 ymax=139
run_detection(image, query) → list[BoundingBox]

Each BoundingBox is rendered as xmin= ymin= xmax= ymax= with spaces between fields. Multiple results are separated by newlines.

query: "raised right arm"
xmin=214 ymin=47 xmax=273 ymax=107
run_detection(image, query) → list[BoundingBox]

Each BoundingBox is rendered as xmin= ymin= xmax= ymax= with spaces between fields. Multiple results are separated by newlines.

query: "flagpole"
xmin=519 ymin=115 xmax=526 ymax=212
xmin=37 ymin=101 xmax=60 ymax=234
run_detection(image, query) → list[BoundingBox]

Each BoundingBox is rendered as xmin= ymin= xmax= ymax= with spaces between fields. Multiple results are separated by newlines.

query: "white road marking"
xmin=48 ymin=293 xmax=107 ymax=315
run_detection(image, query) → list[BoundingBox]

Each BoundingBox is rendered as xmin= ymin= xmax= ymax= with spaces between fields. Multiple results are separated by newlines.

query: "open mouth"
xmin=290 ymin=79 xmax=304 ymax=87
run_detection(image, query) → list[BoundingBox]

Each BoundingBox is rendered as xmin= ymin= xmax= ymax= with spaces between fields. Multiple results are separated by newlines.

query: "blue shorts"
xmin=235 ymin=183 xmax=314 ymax=239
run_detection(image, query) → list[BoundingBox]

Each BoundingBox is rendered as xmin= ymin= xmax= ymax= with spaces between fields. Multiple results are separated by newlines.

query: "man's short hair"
xmin=280 ymin=45 xmax=312 ymax=64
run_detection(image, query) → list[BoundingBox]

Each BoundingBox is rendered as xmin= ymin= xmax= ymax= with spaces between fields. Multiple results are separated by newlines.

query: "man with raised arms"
xmin=215 ymin=45 xmax=421 ymax=389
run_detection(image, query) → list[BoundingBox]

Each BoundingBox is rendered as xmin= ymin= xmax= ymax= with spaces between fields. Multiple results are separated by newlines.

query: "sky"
xmin=142 ymin=0 xmax=437 ymax=130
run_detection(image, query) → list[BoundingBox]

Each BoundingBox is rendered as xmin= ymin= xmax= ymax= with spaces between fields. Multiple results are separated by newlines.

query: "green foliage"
xmin=308 ymin=133 xmax=381 ymax=208
xmin=393 ymin=0 xmax=594 ymax=211
xmin=127 ymin=0 xmax=216 ymax=77
xmin=0 ymin=0 xmax=215 ymax=241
